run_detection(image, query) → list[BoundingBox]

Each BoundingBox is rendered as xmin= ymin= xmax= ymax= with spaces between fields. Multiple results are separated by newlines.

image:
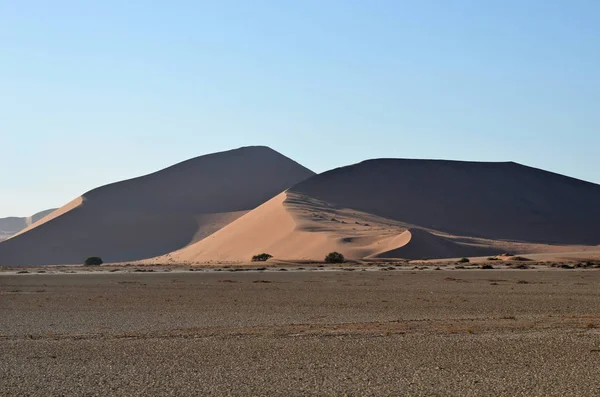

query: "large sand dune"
xmin=163 ymin=159 xmax=600 ymax=263
xmin=0 ymin=146 xmax=314 ymax=266
xmin=291 ymin=159 xmax=600 ymax=245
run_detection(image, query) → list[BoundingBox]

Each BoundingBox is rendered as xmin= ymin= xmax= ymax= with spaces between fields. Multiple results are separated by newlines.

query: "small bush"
xmin=325 ymin=252 xmax=345 ymax=263
xmin=457 ymin=257 xmax=470 ymax=263
xmin=560 ymin=264 xmax=574 ymax=269
xmin=84 ymin=256 xmax=103 ymax=266
xmin=509 ymin=263 xmax=529 ymax=269
xmin=251 ymin=253 xmax=273 ymax=262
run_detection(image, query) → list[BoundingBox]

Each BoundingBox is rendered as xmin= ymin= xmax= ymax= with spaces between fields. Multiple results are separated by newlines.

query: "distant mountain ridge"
xmin=0 ymin=209 xmax=57 ymax=241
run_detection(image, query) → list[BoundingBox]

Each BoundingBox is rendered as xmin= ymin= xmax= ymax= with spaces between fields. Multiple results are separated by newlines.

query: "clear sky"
xmin=1 ymin=1 xmax=599 ymax=217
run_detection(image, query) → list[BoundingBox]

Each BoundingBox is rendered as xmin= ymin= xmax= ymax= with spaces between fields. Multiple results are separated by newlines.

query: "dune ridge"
xmin=0 ymin=146 xmax=314 ymax=266
xmin=154 ymin=192 xmax=410 ymax=263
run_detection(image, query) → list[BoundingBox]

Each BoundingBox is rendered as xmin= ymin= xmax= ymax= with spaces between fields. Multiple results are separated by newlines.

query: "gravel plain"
xmin=1 ymin=268 xmax=600 ymax=396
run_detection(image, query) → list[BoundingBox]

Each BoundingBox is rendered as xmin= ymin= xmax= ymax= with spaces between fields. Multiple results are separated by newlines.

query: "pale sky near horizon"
xmin=1 ymin=1 xmax=599 ymax=217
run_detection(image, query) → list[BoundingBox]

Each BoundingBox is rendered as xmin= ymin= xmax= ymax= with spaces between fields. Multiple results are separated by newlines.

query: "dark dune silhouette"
xmin=291 ymin=159 xmax=600 ymax=245
xmin=0 ymin=146 xmax=314 ymax=266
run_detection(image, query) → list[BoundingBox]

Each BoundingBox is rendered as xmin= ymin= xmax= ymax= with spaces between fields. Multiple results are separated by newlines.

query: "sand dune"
xmin=291 ymin=159 xmax=600 ymax=245
xmin=162 ymin=159 xmax=600 ymax=263
xmin=157 ymin=192 xmax=406 ymax=263
xmin=0 ymin=146 xmax=314 ymax=266
xmin=370 ymin=229 xmax=499 ymax=260
xmin=162 ymin=192 xmax=503 ymax=263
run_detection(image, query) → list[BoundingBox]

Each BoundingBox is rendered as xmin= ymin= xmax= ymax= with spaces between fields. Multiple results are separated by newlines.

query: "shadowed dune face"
xmin=290 ymin=159 xmax=600 ymax=245
xmin=81 ymin=146 xmax=313 ymax=213
xmin=0 ymin=146 xmax=314 ymax=266
xmin=369 ymin=229 xmax=500 ymax=260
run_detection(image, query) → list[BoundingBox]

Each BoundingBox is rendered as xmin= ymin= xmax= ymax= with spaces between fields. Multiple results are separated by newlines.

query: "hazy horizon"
xmin=2 ymin=1 xmax=599 ymax=217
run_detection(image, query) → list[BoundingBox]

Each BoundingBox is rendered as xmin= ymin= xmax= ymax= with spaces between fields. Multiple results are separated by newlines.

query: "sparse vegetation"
xmin=251 ymin=253 xmax=273 ymax=262
xmin=510 ymin=256 xmax=530 ymax=261
xmin=509 ymin=263 xmax=530 ymax=269
xmin=574 ymin=261 xmax=599 ymax=268
xmin=487 ymin=257 xmax=499 ymax=261
xmin=84 ymin=257 xmax=103 ymax=266
xmin=560 ymin=264 xmax=574 ymax=269
xmin=457 ymin=257 xmax=470 ymax=263
xmin=325 ymin=252 xmax=345 ymax=263
xmin=481 ymin=264 xmax=494 ymax=270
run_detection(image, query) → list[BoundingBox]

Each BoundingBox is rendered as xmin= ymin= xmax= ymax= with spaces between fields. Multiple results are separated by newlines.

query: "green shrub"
xmin=251 ymin=253 xmax=273 ymax=262
xmin=84 ymin=256 xmax=103 ymax=266
xmin=325 ymin=252 xmax=345 ymax=263
xmin=457 ymin=257 xmax=470 ymax=263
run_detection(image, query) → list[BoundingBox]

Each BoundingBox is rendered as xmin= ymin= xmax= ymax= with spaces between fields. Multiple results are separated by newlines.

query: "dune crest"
xmin=159 ymin=193 xmax=435 ymax=263
xmin=162 ymin=193 xmax=507 ymax=263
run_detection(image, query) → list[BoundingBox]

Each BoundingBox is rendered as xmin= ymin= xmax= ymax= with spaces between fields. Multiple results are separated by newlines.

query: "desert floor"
xmin=1 ymin=268 xmax=600 ymax=396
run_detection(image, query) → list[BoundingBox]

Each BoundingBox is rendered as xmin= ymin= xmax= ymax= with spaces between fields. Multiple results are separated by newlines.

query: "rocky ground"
xmin=1 ymin=269 xmax=599 ymax=396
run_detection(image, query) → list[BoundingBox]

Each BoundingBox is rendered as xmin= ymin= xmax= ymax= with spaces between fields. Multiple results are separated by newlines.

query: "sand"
xmin=163 ymin=159 xmax=600 ymax=263
xmin=4 ymin=155 xmax=599 ymax=267
xmin=0 ymin=147 xmax=314 ymax=266
xmin=2 ymin=269 xmax=599 ymax=396
xmin=162 ymin=192 xmax=505 ymax=263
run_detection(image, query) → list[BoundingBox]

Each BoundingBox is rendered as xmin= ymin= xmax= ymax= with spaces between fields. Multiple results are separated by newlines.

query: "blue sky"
xmin=1 ymin=1 xmax=599 ymax=217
